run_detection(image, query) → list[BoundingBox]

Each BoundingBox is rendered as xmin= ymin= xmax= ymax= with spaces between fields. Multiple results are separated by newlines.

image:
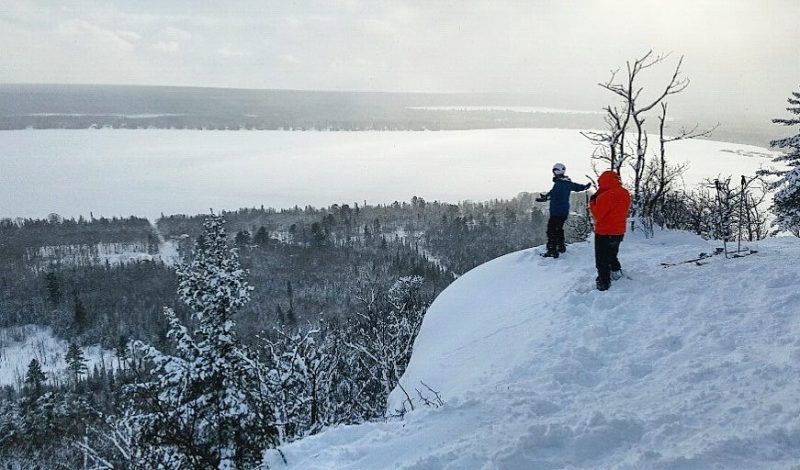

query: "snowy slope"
xmin=265 ymin=230 xmax=800 ymax=469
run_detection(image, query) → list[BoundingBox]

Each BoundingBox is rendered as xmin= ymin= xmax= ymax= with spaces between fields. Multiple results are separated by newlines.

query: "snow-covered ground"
xmin=25 ymin=242 xmax=155 ymax=270
xmin=0 ymin=325 xmax=116 ymax=389
xmin=21 ymin=220 xmax=181 ymax=271
xmin=149 ymin=220 xmax=182 ymax=266
xmin=266 ymin=230 xmax=800 ymax=469
xmin=24 ymin=239 xmax=181 ymax=271
xmin=0 ymin=129 xmax=777 ymax=220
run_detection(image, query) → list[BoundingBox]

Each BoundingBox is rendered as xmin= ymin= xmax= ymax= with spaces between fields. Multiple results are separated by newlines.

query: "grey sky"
xmin=1 ymin=0 xmax=798 ymax=125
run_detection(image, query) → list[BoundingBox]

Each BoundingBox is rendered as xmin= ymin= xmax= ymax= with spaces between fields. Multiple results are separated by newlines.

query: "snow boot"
xmin=610 ymin=270 xmax=623 ymax=281
xmin=542 ymin=249 xmax=559 ymax=258
xmin=596 ymin=277 xmax=610 ymax=291
xmin=558 ymin=243 xmax=566 ymax=253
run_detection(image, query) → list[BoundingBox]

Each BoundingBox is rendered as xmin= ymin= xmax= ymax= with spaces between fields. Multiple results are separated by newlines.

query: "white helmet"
xmin=552 ymin=163 xmax=566 ymax=176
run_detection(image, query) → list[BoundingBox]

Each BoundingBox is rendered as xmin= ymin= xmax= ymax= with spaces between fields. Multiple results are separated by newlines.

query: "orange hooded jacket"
xmin=589 ymin=171 xmax=631 ymax=235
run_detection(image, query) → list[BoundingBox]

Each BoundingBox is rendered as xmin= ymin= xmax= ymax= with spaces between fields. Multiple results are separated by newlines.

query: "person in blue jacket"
xmin=536 ymin=163 xmax=592 ymax=258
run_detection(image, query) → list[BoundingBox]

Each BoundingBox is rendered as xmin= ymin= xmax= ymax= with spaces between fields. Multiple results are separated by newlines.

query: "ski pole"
xmin=714 ymin=179 xmax=728 ymax=259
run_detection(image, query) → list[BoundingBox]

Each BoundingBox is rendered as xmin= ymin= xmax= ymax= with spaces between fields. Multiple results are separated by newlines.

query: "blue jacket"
xmin=547 ymin=176 xmax=589 ymax=217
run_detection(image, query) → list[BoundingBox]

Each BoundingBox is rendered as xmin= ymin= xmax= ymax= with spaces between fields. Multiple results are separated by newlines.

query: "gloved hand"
xmin=535 ymin=193 xmax=548 ymax=202
xmin=584 ymin=183 xmax=592 ymax=190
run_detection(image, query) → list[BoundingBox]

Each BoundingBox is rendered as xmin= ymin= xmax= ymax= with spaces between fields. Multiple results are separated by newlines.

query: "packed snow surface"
xmin=266 ymin=231 xmax=800 ymax=469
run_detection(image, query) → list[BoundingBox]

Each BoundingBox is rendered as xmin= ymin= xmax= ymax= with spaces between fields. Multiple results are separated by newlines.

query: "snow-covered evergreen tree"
xmin=764 ymin=86 xmax=800 ymax=235
xmin=24 ymin=358 xmax=47 ymax=400
xmin=125 ymin=214 xmax=278 ymax=469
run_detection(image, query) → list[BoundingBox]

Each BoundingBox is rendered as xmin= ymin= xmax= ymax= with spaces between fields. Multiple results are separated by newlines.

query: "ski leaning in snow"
xmin=660 ymin=252 xmax=715 ymax=267
xmin=660 ymin=247 xmax=759 ymax=267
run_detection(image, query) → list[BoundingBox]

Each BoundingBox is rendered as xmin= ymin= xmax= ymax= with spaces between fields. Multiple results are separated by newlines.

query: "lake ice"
xmin=0 ymin=128 xmax=776 ymax=219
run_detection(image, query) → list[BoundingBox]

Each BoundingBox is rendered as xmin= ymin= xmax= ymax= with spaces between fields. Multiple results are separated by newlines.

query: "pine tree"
xmin=310 ymin=221 xmax=327 ymax=247
xmin=252 ymin=226 xmax=270 ymax=246
xmin=125 ymin=214 xmax=278 ymax=469
xmin=234 ymin=229 xmax=251 ymax=246
xmin=65 ymin=343 xmax=88 ymax=385
xmin=763 ymin=86 xmax=800 ymax=235
xmin=24 ymin=358 xmax=47 ymax=400
xmin=72 ymin=292 xmax=89 ymax=333
xmin=115 ymin=335 xmax=129 ymax=371
xmin=44 ymin=272 xmax=62 ymax=305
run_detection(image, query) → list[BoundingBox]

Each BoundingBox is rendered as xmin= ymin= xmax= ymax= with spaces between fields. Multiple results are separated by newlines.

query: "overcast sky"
xmin=2 ymin=0 xmax=798 ymax=124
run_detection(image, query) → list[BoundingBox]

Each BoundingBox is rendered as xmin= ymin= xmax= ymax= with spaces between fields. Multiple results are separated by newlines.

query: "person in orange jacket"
xmin=589 ymin=170 xmax=631 ymax=291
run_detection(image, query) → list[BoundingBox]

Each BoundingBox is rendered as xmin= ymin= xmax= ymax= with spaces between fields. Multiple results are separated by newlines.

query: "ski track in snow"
xmin=265 ymin=231 xmax=800 ymax=469
xmin=150 ymin=219 xmax=182 ymax=266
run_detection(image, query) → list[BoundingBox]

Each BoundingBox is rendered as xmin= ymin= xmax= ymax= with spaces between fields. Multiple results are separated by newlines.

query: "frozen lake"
xmin=0 ymin=129 xmax=776 ymax=219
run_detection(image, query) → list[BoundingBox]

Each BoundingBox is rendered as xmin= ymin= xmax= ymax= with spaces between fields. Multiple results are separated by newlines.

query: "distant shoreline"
xmin=0 ymin=84 xmax=773 ymax=147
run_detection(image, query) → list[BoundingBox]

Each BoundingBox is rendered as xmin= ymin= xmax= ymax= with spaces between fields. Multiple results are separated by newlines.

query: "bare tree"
xmin=585 ymin=51 xmax=689 ymax=175
xmin=637 ymin=102 xmax=718 ymax=234
xmin=585 ymin=51 xmax=722 ymax=234
xmin=737 ymin=175 xmax=770 ymax=241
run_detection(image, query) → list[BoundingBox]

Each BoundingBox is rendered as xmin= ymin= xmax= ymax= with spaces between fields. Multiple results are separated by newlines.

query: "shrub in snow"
xmin=262 ymin=324 xmax=342 ymax=439
xmin=260 ymin=275 xmax=430 ymax=441
xmin=345 ymin=275 xmax=427 ymax=417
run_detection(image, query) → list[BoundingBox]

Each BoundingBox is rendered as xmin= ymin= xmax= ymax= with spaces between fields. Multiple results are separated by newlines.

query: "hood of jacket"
xmin=598 ymin=171 xmax=621 ymax=191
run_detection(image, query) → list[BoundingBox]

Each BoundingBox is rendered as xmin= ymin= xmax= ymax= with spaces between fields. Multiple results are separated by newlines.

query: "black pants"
xmin=595 ymin=234 xmax=624 ymax=284
xmin=546 ymin=215 xmax=567 ymax=252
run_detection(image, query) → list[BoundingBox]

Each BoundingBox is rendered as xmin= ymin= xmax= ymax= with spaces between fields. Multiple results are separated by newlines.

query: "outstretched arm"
xmin=570 ymin=181 xmax=592 ymax=192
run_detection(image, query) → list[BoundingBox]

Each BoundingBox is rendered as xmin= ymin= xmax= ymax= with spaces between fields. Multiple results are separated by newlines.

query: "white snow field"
xmin=265 ymin=230 xmax=800 ymax=469
xmin=0 ymin=325 xmax=116 ymax=388
xmin=24 ymin=240 xmax=181 ymax=271
xmin=0 ymin=129 xmax=776 ymax=219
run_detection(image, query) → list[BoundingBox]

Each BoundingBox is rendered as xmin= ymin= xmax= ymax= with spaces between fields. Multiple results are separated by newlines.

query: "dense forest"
xmin=0 ymin=193 xmax=592 ymax=352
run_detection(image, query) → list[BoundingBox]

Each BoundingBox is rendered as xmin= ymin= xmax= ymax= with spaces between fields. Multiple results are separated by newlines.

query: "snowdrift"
xmin=266 ymin=231 xmax=800 ymax=469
